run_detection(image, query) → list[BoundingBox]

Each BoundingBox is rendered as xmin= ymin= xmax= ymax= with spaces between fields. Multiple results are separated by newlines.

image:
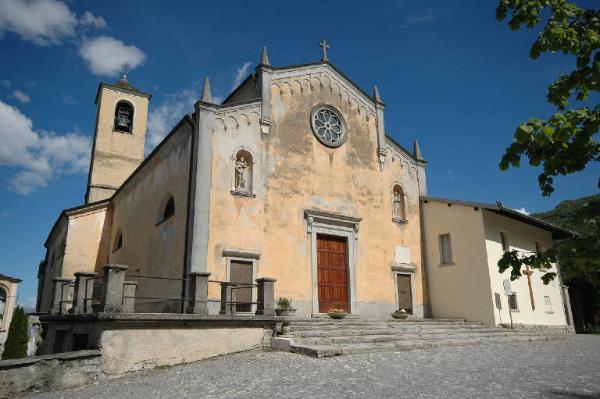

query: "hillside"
xmin=532 ymin=193 xmax=600 ymax=234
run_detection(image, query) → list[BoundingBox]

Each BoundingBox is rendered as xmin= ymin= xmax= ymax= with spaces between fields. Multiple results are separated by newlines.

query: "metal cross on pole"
xmin=320 ymin=39 xmax=330 ymax=62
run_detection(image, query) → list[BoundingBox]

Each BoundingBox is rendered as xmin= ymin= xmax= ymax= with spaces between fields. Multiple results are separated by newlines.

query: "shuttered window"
xmin=439 ymin=233 xmax=453 ymax=265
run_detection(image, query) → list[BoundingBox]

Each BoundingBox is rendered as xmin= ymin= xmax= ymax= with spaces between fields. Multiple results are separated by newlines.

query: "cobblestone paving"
xmin=29 ymin=335 xmax=600 ymax=399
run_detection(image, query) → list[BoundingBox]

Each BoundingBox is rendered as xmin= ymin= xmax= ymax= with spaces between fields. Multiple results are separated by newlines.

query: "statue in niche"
xmin=235 ymin=155 xmax=249 ymax=192
xmin=393 ymin=188 xmax=405 ymax=220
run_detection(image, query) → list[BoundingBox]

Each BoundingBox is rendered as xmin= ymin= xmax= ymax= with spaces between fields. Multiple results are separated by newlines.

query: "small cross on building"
xmin=320 ymin=39 xmax=330 ymax=62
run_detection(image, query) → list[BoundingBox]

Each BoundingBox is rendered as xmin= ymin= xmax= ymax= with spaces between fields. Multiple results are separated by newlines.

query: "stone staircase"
xmin=271 ymin=318 xmax=562 ymax=358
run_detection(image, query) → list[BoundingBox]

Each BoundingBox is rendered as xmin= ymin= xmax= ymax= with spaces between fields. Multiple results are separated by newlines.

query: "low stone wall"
xmin=101 ymin=327 xmax=266 ymax=374
xmin=0 ymin=350 xmax=104 ymax=397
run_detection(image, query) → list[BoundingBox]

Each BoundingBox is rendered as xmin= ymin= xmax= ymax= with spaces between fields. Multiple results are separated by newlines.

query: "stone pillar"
xmin=373 ymin=86 xmax=387 ymax=166
xmin=219 ymin=282 xmax=236 ymax=315
xmin=256 ymin=47 xmax=272 ymax=136
xmin=51 ymin=278 xmax=72 ymax=314
xmin=186 ymin=80 xmax=217 ymax=276
xmin=100 ymin=264 xmax=128 ymax=313
xmin=187 ymin=272 xmax=211 ymax=314
xmin=123 ymin=281 xmax=138 ymax=313
xmin=255 ymin=277 xmax=276 ymax=316
xmin=72 ymin=272 xmax=96 ymax=313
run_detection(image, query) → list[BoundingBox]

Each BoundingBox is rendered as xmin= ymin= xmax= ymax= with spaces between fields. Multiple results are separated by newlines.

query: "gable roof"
xmin=421 ymin=196 xmax=577 ymax=240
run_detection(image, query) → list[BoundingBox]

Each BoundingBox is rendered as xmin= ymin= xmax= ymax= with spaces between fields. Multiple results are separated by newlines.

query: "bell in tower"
xmin=115 ymin=102 xmax=133 ymax=133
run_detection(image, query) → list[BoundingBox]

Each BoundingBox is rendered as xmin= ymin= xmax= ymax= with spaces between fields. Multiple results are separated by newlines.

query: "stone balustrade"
xmin=66 ymin=264 xmax=277 ymax=316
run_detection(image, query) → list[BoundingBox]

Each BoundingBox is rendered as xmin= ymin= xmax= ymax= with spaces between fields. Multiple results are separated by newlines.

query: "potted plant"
xmin=327 ymin=308 xmax=348 ymax=319
xmin=392 ymin=308 xmax=410 ymax=319
xmin=275 ymin=297 xmax=297 ymax=316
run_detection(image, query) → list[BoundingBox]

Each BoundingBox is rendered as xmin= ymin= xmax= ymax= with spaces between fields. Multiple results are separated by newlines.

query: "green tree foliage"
xmin=1 ymin=306 xmax=28 ymax=360
xmin=496 ymin=0 xmax=599 ymax=196
xmin=496 ymin=0 xmax=599 ymax=285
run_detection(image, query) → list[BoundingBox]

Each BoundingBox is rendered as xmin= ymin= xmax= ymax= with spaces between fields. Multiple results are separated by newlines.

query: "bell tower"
xmin=85 ymin=75 xmax=151 ymax=203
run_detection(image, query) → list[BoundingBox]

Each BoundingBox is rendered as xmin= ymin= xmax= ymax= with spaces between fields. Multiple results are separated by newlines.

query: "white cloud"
xmin=12 ymin=89 xmax=30 ymax=104
xmin=79 ymin=36 xmax=146 ymax=77
xmin=79 ymin=11 xmax=106 ymax=29
xmin=146 ymin=84 xmax=199 ymax=153
xmin=231 ymin=61 xmax=253 ymax=92
xmin=0 ymin=100 xmax=90 ymax=194
xmin=514 ymin=207 xmax=530 ymax=215
xmin=399 ymin=8 xmax=446 ymax=28
xmin=0 ymin=80 xmax=11 ymax=89
xmin=0 ymin=0 xmax=77 ymax=45
xmin=61 ymin=94 xmax=75 ymax=105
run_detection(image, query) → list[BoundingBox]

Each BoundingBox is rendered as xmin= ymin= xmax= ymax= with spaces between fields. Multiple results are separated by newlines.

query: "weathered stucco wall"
xmin=39 ymin=218 xmax=68 ymax=313
xmin=63 ymin=206 xmax=111 ymax=277
xmin=109 ymin=125 xmax=192 ymax=312
xmin=206 ymin=65 xmax=424 ymax=317
xmin=483 ymin=211 xmax=568 ymax=326
xmin=87 ymin=87 xmax=149 ymax=202
xmin=100 ymin=327 xmax=265 ymax=374
xmin=422 ymin=200 xmax=495 ymax=325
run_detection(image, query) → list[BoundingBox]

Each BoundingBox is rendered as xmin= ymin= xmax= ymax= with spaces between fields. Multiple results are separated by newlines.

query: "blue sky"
xmin=0 ymin=0 xmax=597 ymax=307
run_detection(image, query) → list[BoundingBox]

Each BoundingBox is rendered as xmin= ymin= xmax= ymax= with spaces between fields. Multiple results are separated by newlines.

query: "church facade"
xmin=38 ymin=46 xmax=427 ymax=318
xmin=36 ymin=45 xmax=573 ymax=326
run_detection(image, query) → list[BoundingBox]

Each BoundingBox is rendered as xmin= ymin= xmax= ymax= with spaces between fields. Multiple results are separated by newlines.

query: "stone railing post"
xmin=187 ymin=272 xmax=211 ymax=314
xmin=100 ymin=264 xmax=128 ymax=312
xmin=255 ymin=277 xmax=276 ymax=316
xmin=72 ymin=272 xmax=96 ymax=313
xmin=51 ymin=278 xmax=73 ymax=314
xmin=219 ymin=282 xmax=236 ymax=315
xmin=123 ymin=281 xmax=138 ymax=313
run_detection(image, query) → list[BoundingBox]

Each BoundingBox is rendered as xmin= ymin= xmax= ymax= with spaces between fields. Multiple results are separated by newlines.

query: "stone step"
xmin=294 ymin=331 xmax=543 ymax=345
xmin=292 ymin=326 xmax=512 ymax=337
xmin=288 ymin=321 xmax=483 ymax=329
xmin=290 ymin=335 xmax=557 ymax=358
xmin=289 ymin=325 xmax=492 ymax=334
xmin=286 ymin=318 xmax=474 ymax=325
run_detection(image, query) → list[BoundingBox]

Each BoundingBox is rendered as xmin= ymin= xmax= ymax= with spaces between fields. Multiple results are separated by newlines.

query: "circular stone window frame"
xmin=310 ymin=104 xmax=348 ymax=148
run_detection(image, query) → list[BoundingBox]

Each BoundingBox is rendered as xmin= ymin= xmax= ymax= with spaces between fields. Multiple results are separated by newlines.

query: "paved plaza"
xmin=28 ymin=335 xmax=600 ymax=399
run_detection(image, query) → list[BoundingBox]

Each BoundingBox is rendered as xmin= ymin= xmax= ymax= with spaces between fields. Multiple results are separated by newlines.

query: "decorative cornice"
xmin=222 ymin=249 xmax=261 ymax=260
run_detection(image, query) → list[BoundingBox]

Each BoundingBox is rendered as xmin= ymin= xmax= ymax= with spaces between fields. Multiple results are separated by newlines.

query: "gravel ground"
xmin=28 ymin=335 xmax=600 ymax=399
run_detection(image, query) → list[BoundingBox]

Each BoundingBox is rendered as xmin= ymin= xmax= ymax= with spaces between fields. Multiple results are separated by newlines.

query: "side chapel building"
xmin=36 ymin=44 xmax=574 ymax=327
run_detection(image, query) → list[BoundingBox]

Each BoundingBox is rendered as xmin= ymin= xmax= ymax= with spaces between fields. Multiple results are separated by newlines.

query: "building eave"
xmin=421 ymin=196 xmax=577 ymax=240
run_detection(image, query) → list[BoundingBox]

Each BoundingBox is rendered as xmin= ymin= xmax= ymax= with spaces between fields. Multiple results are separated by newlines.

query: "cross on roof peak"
xmin=319 ymin=39 xmax=330 ymax=62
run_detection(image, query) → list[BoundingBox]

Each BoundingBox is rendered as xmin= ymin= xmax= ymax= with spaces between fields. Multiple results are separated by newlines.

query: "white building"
xmin=421 ymin=197 xmax=574 ymax=328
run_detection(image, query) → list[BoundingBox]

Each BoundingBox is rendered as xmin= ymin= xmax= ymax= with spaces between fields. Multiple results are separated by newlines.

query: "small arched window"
xmin=392 ymin=184 xmax=406 ymax=222
xmin=161 ymin=196 xmax=175 ymax=222
xmin=114 ymin=101 xmax=134 ymax=133
xmin=233 ymin=150 xmax=253 ymax=194
xmin=113 ymin=230 xmax=123 ymax=252
xmin=0 ymin=287 xmax=6 ymax=320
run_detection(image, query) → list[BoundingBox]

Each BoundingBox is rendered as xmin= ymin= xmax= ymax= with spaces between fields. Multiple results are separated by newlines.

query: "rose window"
xmin=310 ymin=105 xmax=347 ymax=147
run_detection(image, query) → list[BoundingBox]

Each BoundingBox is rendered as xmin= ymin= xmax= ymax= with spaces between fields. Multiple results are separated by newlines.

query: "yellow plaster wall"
xmin=422 ymin=201 xmax=496 ymax=324
xmin=39 ymin=218 xmax=68 ymax=313
xmin=63 ymin=206 xmax=111 ymax=277
xmin=108 ymin=126 xmax=192 ymax=312
xmin=206 ymin=71 xmax=424 ymax=316
xmin=483 ymin=210 xmax=568 ymax=326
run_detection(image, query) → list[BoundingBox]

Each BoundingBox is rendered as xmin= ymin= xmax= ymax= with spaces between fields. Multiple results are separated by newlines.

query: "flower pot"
xmin=275 ymin=308 xmax=297 ymax=317
xmin=327 ymin=312 xmax=347 ymax=319
xmin=392 ymin=311 xmax=409 ymax=320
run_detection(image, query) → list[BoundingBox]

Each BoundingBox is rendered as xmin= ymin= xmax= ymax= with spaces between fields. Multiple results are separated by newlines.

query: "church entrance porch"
xmin=317 ymin=235 xmax=349 ymax=313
